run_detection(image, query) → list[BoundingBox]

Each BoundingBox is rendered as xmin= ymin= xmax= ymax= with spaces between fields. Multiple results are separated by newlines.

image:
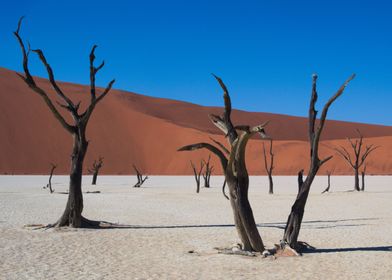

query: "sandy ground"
xmin=0 ymin=175 xmax=391 ymax=280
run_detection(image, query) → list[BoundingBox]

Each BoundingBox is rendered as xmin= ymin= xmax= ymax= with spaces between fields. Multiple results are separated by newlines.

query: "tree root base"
xmin=273 ymin=241 xmax=316 ymax=257
xmin=24 ymin=216 xmax=119 ymax=230
xmin=214 ymin=243 xmax=273 ymax=258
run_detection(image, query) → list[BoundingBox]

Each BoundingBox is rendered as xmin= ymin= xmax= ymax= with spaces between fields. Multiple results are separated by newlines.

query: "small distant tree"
xmin=190 ymin=160 xmax=204 ymax=193
xmin=43 ymin=163 xmax=57 ymax=193
xmin=132 ymin=165 xmax=148 ymax=188
xmin=202 ymin=155 xmax=213 ymax=188
xmin=361 ymin=165 xmax=367 ymax=191
xmin=14 ymin=18 xmax=115 ymax=227
xmin=280 ymin=74 xmax=355 ymax=254
xmin=334 ymin=130 xmax=378 ymax=191
xmin=322 ymin=169 xmax=334 ymax=194
xmin=179 ymin=75 xmax=269 ymax=253
xmin=88 ymin=157 xmax=104 ymax=185
xmin=262 ymin=139 xmax=274 ymax=194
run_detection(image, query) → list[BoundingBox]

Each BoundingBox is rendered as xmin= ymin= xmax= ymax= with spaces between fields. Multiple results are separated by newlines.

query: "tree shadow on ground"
xmin=304 ymin=245 xmax=392 ymax=254
xmin=80 ymin=217 xmax=378 ymax=230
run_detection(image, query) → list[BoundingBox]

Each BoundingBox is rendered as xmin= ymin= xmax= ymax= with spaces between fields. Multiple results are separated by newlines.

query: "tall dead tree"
xmin=361 ymin=165 xmax=366 ymax=191
xmin=14 ymin=18 xmax=115 ymax=227
xmin=202 ymin=155 xmax=213 ymax=188
xmin=133 ymin=165 xmax=148 ymax=188
xmin=88 ymin=157 xmax=104 ymax=185
xmin=190 ymin=161 xmax=204 ymax=193
xmin=334 ymin=130 xmax=378 ymax=191
xmin=280 ymin=74 xmax=355 ymax=253
xmin=322 ymin=169 xmax=333 ymax=194
xmin=43 ymin=163 xmax=57 ymax=193
xmin=262 ymin=139 xmax=274 ymax=194
xmin=178 ymin=75 xmax=269 ymax=253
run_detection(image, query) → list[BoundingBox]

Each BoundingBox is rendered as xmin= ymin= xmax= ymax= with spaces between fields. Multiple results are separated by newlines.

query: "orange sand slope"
xmin=0 ymin=67 xmax=391 ymax=175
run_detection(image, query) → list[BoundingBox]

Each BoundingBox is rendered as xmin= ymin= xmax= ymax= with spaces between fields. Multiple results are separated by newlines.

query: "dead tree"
xmin=262 ymin=139 xmax=274 ymax=194
xmin=321 ymin=169 xmax=334 ymax=194
xmin=297 ymin=169 xmax=304 ymax=193
xmin=280 ymin=74 xmax=355 ymax=253
xmin=14 ymin=18 xmax=115 ymax=228
xmin=202 ymin=155 xmax=213 ymax=188
xmin=133 ymin=165 xmax=148 ymax=188
xmin=361 ymin=165 xmax=366 ymax=191
xmin=88 ymin=157 xmax=104 ymax=185
xmin=178 ymin=75 xmax=269 ymax=253
xmin=190 ymin=161 xmax=204 ymax=193
xmin=43 ymin=163 xmax=57 ymax=193
xmin=334 ymin=130 xmax=378 ymax=191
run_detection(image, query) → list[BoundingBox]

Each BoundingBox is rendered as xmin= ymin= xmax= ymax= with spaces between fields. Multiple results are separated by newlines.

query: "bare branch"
xmin=315 ymin=74 xmax=356 ymax=141
xmin=308 ymin=74 xmax=318 ymax=145
xmin=212 ymin=74 xmax=238 ymax=144
xmin=222 ymin=180 xmax=229 ymax=200
xmin=319 ymin=155 xmax=333 ymax=166
xmin=209 ymin=137 xmax=230 ymax=155
xmin=178 ymin=143 xmax=228 ymax=171
xmin=359 ymin=145 xmax=379 ymax=167
xmin=32 ymin=49 xmax=77 ymax=114
xmin=13 ymin=18 xmax=75 ymax=133
xmin=209 ymin=114 xmax=229 ymax=136
xmin=334 ymin=146 xmax=355 ymax=169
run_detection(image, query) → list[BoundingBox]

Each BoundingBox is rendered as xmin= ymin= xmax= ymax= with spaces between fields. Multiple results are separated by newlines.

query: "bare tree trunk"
xmin=190 ymin=161 xmax=203 ymax=193
xmin=202 ymin=156 xmax=213 ymax=188
xmin=89 ymin=157 xmax=104 ymax=185
xmin=335 ymin=130 xmax=379 ymax=192
xmin=92 ymin=172 xmax=98 ymax=185
xmin=57 ymin=135 xmax=88 ymax=227
xmin=262 ymin=139 xmax=274 ymax=194
xmin=178 ymin=75 xmax=268 ymax=253
xmin=226 ymin=171 xmax=265 ymax=252
xmin=361 ymin=165 xmax=366 ymax=191
xmin=268 ymin=174 xmax=273 ymax=194
xmin=132 ymin=165 xmax=148 ymax=188
xmin=14 ymin=18 xmax=115 ymax=228
xmin=298 ymin=169 xmax=304 ymax=193
xmin=45 ymin=163 xmax=57 ymax=193
xmin=283 ymin=168 xmax=315 ymax=249
xmin=354 ymin=167 xmax=360 ymax=191
xmin=281 ymin=74 xmax=355 ymax=253
xmin=322 ymin=172 xmax=331 ymax=193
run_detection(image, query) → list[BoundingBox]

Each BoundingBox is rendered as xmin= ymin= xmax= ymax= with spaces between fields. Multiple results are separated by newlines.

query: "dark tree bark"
xmin=190 ymin=161 xmax=204 ymax=193
xmin=361 ymin=165 xmax=366 ymax=191
xmin=334 ymin=130 xmax=378 ymax=191
xmin=88 ymin=157 xmax=104 ymax=185
xmin=202 ymin=155 xmax=213 ymax=188
xmin=14 ymin=18 xmax=115 ymax=228
xmin=178 ymin=75 xmax=269 ymax=253
xmin=44 ymin=163 xmax=57 ymax=193
xmin=297 ymin=169 xmax=304 ymax=193
xmin=133 ymin=165 xmax=148 ymax=188
xmin=262 ymin=139 xmax=274 ymax=194
xmin=322 ymin=170 xmax=333 ymax=194
xmin=281 ymin=74 xmax=355 ymax=253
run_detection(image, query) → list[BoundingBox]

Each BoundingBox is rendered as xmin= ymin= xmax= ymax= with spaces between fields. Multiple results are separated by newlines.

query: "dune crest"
xmin=0 ymin=67 xmax=391 ymax=175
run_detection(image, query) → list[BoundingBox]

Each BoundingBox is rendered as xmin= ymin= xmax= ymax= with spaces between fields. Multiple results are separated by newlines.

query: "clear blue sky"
xmin=1 ymin=0 xmax=391 ymax=125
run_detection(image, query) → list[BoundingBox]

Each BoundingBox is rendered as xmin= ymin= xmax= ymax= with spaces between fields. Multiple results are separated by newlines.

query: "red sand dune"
xmin=0 ymin=67 xmax=391 ymax=175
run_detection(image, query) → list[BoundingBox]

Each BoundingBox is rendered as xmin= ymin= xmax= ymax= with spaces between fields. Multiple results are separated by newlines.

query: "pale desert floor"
xmin=0 ymin=175 xmax=391 ymax=280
